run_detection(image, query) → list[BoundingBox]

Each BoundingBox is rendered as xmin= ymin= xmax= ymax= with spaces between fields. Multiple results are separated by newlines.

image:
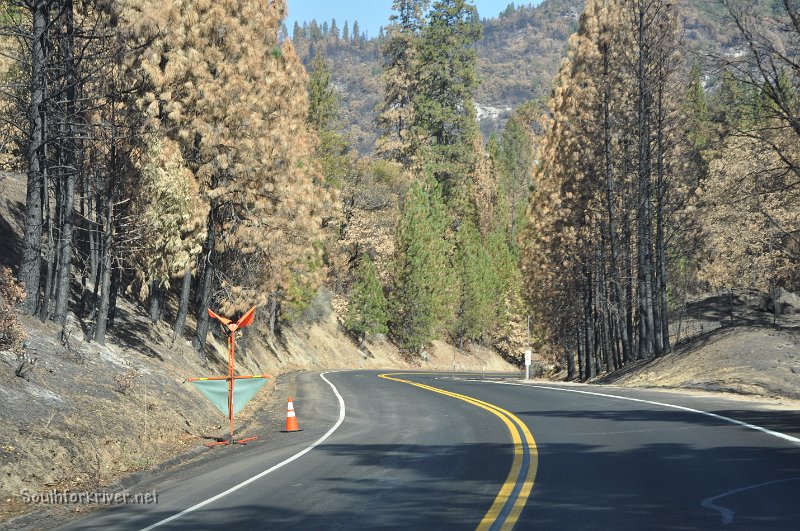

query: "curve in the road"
xmin=379 ymin=373 xmax=538 ymax=531
xmin=138 ymin=371 xmax=347 ymax=531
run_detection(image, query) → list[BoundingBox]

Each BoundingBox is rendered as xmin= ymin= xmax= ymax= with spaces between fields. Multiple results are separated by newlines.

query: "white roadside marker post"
xmin=524 ymin=350 xmax=532 ymax=381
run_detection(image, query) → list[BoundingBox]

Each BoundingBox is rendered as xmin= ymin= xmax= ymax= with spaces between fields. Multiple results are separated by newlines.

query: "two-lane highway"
xmin=60 ymin=371 xmax=800 ymax=530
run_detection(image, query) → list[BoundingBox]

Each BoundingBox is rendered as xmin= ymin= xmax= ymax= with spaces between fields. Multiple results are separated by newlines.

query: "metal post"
xmin=527 ymin=315 xmax=531 ymax=381
xmin=452 ymin=343 xmax=456 ymax=380
xmin=524 ymin=349 xmax=531 ymax=381
xmin=228 ymin=333 xmax=234 ymax=442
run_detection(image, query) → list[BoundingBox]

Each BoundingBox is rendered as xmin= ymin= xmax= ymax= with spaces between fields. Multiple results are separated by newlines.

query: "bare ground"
xmin=594 ymin=291 xmax=800 ymax=403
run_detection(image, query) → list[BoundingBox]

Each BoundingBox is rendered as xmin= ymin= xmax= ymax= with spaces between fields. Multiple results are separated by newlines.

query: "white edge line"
xmin=139 ymin=371 xmax=347 ymax=531
xmin=487 ymin=381 xmax=800 ymax=447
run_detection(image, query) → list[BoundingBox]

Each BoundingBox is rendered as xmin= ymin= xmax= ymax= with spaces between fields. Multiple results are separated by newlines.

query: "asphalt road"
xmin=59 ymin=371 xmax=800 ymax=530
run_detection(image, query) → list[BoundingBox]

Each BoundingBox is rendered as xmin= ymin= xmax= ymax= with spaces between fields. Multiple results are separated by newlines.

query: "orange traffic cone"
xmin=282 ymin=396 xmax=302 ymax=432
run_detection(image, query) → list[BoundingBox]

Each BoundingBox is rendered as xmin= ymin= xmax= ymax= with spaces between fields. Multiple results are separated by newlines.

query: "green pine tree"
xmin=412 ymin=0 xmax=482 ymax=199
xmin=485 ymin=226 xmax=522 ymax=329
xmin=345 ymin=254 xmax=389 ymax=347
xmin=307 ymin=51 xmax=351 ymax=187
xmin=377 ymin=0 xmax=429 ymax=166
xmin=686 ymin=63 xmax=710 ymax=151
xmin=308 ymin=51 xmax=340 ymax=131
xmin=493 ymin=111 xmax=536 ymax=242
xmin=453 ymin=214 xmax=500 ymax=345
xmin=390 ymin=178 xmax=453 ymax=353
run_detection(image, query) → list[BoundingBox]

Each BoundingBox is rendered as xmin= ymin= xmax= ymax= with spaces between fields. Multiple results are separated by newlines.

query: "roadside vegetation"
xmin=2 ymin=0 xmax=796 ymax=379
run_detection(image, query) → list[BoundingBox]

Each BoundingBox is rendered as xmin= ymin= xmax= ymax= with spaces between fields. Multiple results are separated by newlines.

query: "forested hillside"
xmin=289 ymin=0 xmax=787 ymax=153
xmin=0 ymin=0 xmax=798 ymax=382
xmin=289 ymin=0 xmax=583 ymax=152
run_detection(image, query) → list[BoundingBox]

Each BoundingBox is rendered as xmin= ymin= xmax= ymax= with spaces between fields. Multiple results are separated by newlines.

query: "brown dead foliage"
xmin=0 ymin=266 xmax=25 ymax=353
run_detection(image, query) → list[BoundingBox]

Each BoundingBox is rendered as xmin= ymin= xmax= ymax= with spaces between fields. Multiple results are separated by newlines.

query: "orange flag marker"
xmin=188 ymin=306 xmax=271 ymax=446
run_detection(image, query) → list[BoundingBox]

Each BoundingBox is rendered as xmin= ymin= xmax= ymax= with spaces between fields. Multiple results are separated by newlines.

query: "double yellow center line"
xmin=379 ymin=373 xmax=538 ymax=530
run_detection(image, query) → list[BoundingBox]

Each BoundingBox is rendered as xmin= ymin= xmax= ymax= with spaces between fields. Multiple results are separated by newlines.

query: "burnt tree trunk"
xmin=193 ymin=207 xmax=216 ymax=360
xmin=20 ymin=0 xmax=49 ymax=315
xmin=54 ymin=0 xmax=77 ymax=336
xmin=565 ymin=341 xmax=575 ymax=381
xmin=576 ymin=327 xmax=584 ymax=381
xmin=601 ymin=38 xmax=633 ymax=366
xmin=173 ymin=266 xmax=192 ymax=342
xmin=108 ymin=263 xmax=121 ymax=327
xmin=583 ymin=271 xmax=595 ymax=380
xmin=635 ymin=0 xmax=656 ymax=360
xmin=94 ymin=82 xmax=121 ymax=345
xmin=148 ymin=279 xmax=163 ymax=324
xmin=93 ymin=193 xmax=113 ymax=345
xmin=655 ymin=73 xmax=672 ymax=356
xmin=40 ymin=163 xmax=54 ymax=322
xmin=267 ymin=291 xmax=281 ymax=336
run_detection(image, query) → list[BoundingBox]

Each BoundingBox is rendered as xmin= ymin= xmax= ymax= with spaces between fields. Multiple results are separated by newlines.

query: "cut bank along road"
xmin=59 ymin=371 xmax=800 ymax=530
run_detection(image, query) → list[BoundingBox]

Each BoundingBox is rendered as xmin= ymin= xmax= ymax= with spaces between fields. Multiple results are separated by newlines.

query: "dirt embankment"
xmin=595 ymin=290 xmax=800 ymax=401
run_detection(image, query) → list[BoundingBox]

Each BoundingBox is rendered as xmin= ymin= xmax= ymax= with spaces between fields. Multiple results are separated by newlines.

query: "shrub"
xmin=0 ymin=266 xmax=25 ymax=353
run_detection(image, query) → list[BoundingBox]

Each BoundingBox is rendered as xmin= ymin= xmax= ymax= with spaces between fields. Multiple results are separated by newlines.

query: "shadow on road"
xmin=63 ymin=441 xmax=513 ymax=530
xmin=64 ymin=433 xmax=800 ymax=530
xmin=516 ymin=405 xmax=800 ymax=440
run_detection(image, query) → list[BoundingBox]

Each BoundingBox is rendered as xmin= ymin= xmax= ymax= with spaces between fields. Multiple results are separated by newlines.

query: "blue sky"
xmin=286 ymin=1 xmax=542 ymax=39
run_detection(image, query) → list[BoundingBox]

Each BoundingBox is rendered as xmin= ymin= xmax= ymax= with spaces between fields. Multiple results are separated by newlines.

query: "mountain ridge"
xmin=290 ymin=0 xmax=783 ymax=154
